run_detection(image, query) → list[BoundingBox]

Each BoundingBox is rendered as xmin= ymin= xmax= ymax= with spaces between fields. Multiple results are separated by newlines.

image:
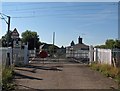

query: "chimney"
xmin=71 ymin=41 xmax=75 ymax=46
xmin=78 ymin=36 xmax=82 ymax=44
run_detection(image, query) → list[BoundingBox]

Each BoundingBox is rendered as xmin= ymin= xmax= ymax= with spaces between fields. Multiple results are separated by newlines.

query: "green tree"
xmin=21 ymin=30 xmax=40 ymax=50
xmin=48 ymin=45 xmax=60 ymax=57
xmin=114 ymin=40 xmax=120 ymax=48
xmin=105 ymin=39 xmax=115 ymax=49
xmin=95 ymin=45 xmax=106 ymax=48
xmin=1 ymin=31 xmax=12 ymax=47
xmin=95 ymin=39 xmax=119 ymax=49
xmin=48 ymin=45 xmax=54 ymax=55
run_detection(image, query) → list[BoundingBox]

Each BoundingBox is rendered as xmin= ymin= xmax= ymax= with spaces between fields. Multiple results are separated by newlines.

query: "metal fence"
xmin=29 ymin=46 xmax=120 ymax=66
xmin=112 ymin=48 xmax=120 ymax=67
xmin=66 ymin=48 xmax=89 ymax=63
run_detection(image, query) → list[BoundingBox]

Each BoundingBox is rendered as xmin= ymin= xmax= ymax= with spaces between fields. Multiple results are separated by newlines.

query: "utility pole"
xmin=0 ymin=13 xmax=11 ymax=66
xmin=0 ymin=13 xmax=11 ymax=47
xmin=53 ymin=32 xmax=55 ymax=46
xmin=118 ymin=1 xmax=120 ymax=40
xmin=53 ymin=32 xmax=55 ymax=57
xmin=7 ymin=16 xmax=10 ymax=47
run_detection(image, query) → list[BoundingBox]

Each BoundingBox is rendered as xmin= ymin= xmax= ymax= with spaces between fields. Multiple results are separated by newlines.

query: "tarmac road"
xmin=14 ymin=62 xmax=118 ymax=90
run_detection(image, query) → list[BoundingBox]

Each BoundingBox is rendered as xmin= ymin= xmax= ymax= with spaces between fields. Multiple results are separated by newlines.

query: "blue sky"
xmin=1 ymin=0 xmax=120 ymax=2
xmin=1 ymin=2 xmax=119 ymax=47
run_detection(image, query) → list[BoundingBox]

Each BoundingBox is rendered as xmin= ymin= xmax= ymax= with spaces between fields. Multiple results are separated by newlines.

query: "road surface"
xmin=14 ymin=60 xmax=118 ymax=90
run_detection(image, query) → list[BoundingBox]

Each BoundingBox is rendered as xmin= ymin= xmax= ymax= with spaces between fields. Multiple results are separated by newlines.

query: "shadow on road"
xmin=25 ymin=65 xmax=63 ymax=72
xmin=16 ymin=68 xmax=37 ymax=73
xmin=15 ymin=84 xmax=44 ymax=91
xmin=15 ymin=72 xmax=43 ymax=80
xmin=15 ymin=65 xmax=63 ymax=74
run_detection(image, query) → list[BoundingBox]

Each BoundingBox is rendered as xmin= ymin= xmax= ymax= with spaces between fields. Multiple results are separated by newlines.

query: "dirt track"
xmin=14 ymin=63 xmax=118 ymax=90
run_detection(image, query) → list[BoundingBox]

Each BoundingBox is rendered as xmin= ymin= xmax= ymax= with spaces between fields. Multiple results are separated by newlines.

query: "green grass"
xmin=2 ymin=66 xmax=15 ymax=90
xmin=90 ymin=63 xmax=120 ymax=89
xmin=0 ymin=64 xmax=2 ymax=89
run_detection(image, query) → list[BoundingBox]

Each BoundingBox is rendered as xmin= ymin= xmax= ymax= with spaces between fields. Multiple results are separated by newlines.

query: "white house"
xmin=66 ymin=36 xmax=89 ymax=59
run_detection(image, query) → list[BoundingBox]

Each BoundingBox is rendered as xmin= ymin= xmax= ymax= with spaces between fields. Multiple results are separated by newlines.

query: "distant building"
xmin=66 ymin=36 xmax=89 ymax=59
xmin=56 ymin=46 xmax=66 ymax=58
xmin=11 ymin=28 xmax=21 ymax=48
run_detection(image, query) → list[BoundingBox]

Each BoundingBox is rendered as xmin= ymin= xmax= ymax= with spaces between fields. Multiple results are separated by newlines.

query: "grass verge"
xmin=2 ymin=66 xmax=15 ymax=91
xmin=90 ymin=63 xmax=120 ymax=89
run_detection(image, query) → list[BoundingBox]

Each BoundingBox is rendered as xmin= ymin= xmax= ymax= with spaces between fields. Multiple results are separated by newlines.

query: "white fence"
xmin=1 ymin=45 xmax=29 ymax=67
xmin=89 ymin=46 xmax=120 ymax=65
xmin=29 ymin=49 xmax=36 ymax=58
xmin=13 ymin=46 xmax=29 ymax=66
xmin=66 ymin=49 xmax=89 ymax=59
xmin=94 ymin=48 xmax=112 ymax=65
xmin=1 ymin=47 xmax=13 ymax=66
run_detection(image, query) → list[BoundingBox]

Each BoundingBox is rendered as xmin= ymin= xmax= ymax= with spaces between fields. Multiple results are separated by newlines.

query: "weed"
xmin=90 ymin=63 xmax=120 ymax=88
xmin=2 ymin=66 xmax=15 ymax=90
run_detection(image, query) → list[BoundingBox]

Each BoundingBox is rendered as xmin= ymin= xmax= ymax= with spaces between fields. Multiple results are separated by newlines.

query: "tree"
xmin=71 ymin=41 xmax=75 ymax=46
xmin=95 ymin=39 xmax=119 ymax=49
xmin=47 ymin=44 xmax=60 ymax=57
xmin=48 ymin=45 xmax=54 ymax=55
xmin=114 ymin=40 xmax=120 ymax=48
xmin=21 ymin=30 xmax=40 ymax=50
xmin=105 ymin=39 xmax=115 ymax=49
xmin=0 ymin=39 xmax=2 ymax=47
xmin=1 ymin=31 xmax=12 ymax=47
xmin=95 ymin=45 xmax=106 ymax=49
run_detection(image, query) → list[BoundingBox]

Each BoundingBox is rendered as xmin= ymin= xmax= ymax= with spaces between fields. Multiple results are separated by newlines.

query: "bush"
xmin=109 ymin=67 xmax=119 ymax=78
xmin=90 ymin=63 xmax=120 ymax=80
xmin=0 ymin=65 xmax=2 ymax=90
xmin=90 ymin=63 xmax=101 ymax=71
xmin=99 ymin=64 xmax=112 ymax=77
xmin=116 ymin=68 xmax=120 ymax=83
xmin=2 ymin=66 xmax=15 ymax=90
xmin=90 ymin=64 xmax=120 ymax=89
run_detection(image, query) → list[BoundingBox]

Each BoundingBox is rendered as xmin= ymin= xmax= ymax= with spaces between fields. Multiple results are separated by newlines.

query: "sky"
xmin=0 ymin=1 xmax=119 ymax=47
xmin=1 ymin=0 xmax=120 ymax=2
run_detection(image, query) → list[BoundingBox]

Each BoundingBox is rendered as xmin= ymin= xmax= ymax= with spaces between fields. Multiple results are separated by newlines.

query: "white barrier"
xmin=0 ymin=47 xmax=12 ymax=66
xmin=95 ymin=48 xmax=112 ymax=65
xmin=29 ymin=49 xmax=36 ymax=58
xmin=89 ymin=46 xmax=112 ymax=65
xmin=0 ymin=46 xmax=29 ymax=66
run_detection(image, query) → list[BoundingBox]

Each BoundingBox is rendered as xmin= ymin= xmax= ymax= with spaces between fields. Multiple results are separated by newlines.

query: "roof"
xmin=67 ymin=43 xmax=89 ymax=50
xmin=11 ymin=28 xmax=19 ymax=36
